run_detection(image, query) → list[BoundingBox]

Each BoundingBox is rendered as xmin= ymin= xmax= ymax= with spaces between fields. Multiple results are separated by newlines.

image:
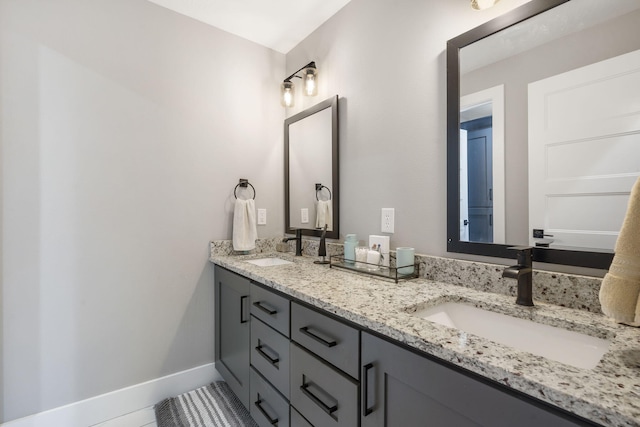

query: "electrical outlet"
xmin=381 ymin=208 xmax=395 ymax=233
xmin=301 ymin=208 xmax=309 ymax=224
xmin=257 ymin=209 xmax=267 ymax=225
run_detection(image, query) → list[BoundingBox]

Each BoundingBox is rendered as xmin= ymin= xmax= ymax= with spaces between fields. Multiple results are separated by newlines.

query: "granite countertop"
xmin=210 ymin=251 xmax=640 ymax=427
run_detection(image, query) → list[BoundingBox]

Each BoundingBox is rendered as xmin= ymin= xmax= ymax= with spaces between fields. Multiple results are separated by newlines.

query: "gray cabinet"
xmin=214 ymin=266 xmax=594 ymax=427
xmin=361 ymin=332 xmax=590 ymax=427
xmin=251 ymin=316 xmax=290 ymax=399
xmin=251 ymin=284 xmax=290 ymax=337
xmin=248 ymin=281 xmax=293 ymax=427
xmin=250 ymin=367 xmax=290 ymax=427
xmin=290 ymin=343 xmax=358 ymax=427
xmin=214 ymin=265 xmax=251 ymax=409
xmin=290 ymin=407 xmax=313 ymax=427
xmin=291 ymin=302 xmax=359 ymax=378
xmin=290 ymin=302 xmax=361 ymax=427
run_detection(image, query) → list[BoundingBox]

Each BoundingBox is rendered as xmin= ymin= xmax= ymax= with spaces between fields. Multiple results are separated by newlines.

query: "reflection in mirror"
xmin=285 ymin=95 xmax=339 ymax=239
xmin=460 ymin=85 xmax=505 ymax=244
xmin=448 ymin=0 xmax=640 ymax=268
xmin=289 ymin=107 xmax=333 ymax=230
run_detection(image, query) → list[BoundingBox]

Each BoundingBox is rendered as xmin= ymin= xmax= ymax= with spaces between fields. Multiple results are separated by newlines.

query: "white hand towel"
xmin=599 ymin=176 xmax=640 ymax=326
xmin=233 ymin=198 xmax=257 ymax=251
xmin=315 ymin=200 xmax=333 ymax=230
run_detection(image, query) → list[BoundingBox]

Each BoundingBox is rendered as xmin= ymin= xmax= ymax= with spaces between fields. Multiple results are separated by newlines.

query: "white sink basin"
xmin=413 ymin=302 xmax=611 ymax=369
xmin=245 ymin=257 xmax=294 ymax=267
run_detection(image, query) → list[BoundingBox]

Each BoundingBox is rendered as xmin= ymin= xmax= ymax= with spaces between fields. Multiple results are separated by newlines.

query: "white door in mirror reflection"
xmin=460 ymin=130 xmax=469 ymax=241
xmin=460 ymin=85 xmax=505 ymax=244
xmin=529 ymin=49 xmax=640 ymax=251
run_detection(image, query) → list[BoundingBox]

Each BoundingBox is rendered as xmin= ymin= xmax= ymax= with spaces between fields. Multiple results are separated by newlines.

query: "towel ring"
xmin=315 ymin=183 xmax=332 ymax=201
xmin=234 ymin=179 xmax=256 ymax=200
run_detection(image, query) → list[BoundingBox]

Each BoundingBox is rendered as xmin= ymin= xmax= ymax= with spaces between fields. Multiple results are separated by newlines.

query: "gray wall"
xmin=0 ymin=0 xmax=284 ymax=421
xmin=285 ymin=0 xmax=532 ymax=260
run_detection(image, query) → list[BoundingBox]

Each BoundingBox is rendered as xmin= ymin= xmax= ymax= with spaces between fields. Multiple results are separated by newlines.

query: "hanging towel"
xmin=316 ymin=199 xmax=333 ymax=230
xmin=233 ymin=198 xmax=257 ymax=251
xmin=599 ymin=176 xmax=640 ymax=326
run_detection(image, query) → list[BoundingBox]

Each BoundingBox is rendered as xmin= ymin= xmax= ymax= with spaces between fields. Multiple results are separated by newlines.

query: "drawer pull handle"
xmin=362 ymin=363 xmax=374 ymax=416
xmin=299 ymin=326 xmax=337 ymax=347
xmin=255 ymin=345 xmax=279 ymax=367
xmin=240 ymin=295 xmax=249 ymax=324
xmin=300 ymin=383 xmax=338 ymax=415
xmin=254 ymin=399 xmax=279 ymax=425
xmin=253 ymin=301 xmax=277 ymax=315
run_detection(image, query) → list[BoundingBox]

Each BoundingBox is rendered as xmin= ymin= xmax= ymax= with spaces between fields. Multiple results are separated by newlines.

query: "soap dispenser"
xmin=343 ymin=234 xmax=357 ymax=264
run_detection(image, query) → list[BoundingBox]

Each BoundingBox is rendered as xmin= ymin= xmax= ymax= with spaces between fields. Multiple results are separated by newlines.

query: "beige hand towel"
xmin=599 ymin=176 xmax=640 ymax=326
xmin=315 ymin=199 xmax=333 ymax=230
xmin=233 ymin=198 xmax=257 ymax=251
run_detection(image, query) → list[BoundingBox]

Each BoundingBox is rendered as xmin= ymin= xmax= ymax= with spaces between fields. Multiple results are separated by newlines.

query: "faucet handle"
xmin=507 ymin=246 xmax=533 ymax=266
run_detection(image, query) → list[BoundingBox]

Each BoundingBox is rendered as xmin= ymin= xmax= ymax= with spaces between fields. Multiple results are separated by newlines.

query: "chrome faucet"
xmin=502 ymin=246 xmax=534 ymax=306
xmin=283 ymin=229 xmax=303 ymax=256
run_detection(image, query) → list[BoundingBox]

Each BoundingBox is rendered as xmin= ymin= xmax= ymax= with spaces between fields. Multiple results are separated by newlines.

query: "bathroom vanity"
xmin=211 ymin=248 xmax=640 ymax=427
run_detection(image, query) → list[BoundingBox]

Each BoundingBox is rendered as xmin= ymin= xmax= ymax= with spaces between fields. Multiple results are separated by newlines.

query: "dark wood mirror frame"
xmin=446 ymin=0 xmax=613 ymax=269
xmin=285 ymin=95 xmax=339 ymax=239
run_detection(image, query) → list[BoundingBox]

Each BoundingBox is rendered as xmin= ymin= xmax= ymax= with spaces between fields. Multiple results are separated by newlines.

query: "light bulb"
xmin=471 ymin=0 xmax=500 ymax=10
xmin=303 ymin=67 xmax=318 ymax=97
xmin=305 ymin=75 xmax=316 ymax=96
xmin=281 ymin=81 xmax=295 ymax=107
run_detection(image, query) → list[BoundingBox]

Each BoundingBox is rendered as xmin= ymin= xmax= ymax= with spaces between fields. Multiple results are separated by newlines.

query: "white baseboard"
xmin=2 ymin=363 xmax=222 ymax=427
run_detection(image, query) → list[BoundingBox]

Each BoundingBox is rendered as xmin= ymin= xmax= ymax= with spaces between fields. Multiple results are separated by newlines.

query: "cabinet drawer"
xmin=251 ymin=316 xmax=290 ymax=398
xmin=251 ymin=283 xmax=290 ymax=337
xmin=250 ymin=367 xmax=290 ymax=427
xmin=290 ymin=407 xmax=314 ymax=427
xmin=290 ymin=343 xmax=358 ymax=427
xmin=291 ymin=302 xmax=359 ymax=378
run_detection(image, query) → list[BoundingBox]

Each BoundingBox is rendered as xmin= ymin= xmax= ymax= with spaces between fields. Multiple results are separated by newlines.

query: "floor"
xmin=91 ymin=406 xmax=157 ymax=427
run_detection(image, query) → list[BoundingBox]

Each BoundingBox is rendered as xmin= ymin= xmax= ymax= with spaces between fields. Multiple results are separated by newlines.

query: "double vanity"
xmin=209 ymin=0 xmax=640 ymax=424
xmin=210 ymin=242 xmax=640 ymax=427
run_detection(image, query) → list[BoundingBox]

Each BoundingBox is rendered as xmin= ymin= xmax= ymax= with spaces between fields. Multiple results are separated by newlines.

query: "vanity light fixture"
xmin=280 ymin=61 xmax=318 ymax=108
xmin=471 ymin=0 xmax=501 ymax=10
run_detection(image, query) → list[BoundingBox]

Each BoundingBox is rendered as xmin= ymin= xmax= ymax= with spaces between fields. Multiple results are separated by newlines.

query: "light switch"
xmin=301 ymin=208 xmax=309 ymax=224
xmin=257 ymin=209 xmax=267 ymax=225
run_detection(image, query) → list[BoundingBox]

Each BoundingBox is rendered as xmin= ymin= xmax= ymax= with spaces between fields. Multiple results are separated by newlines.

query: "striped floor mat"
xmin=155 ymin=382 xmax=258 ymax=427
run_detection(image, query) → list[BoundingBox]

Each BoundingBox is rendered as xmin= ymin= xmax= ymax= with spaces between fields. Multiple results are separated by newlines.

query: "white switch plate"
xmin=301 ymin=208 xmax=309 ymax=224
xmin=257 ymin=209 xmax=267 ymax=225
xmin=381 ymin=208 xmax=395 ymax=233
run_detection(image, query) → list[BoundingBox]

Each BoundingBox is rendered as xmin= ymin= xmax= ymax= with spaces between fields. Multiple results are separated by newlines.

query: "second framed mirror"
xmin=285 ymin=95 xmax=339 ymax=239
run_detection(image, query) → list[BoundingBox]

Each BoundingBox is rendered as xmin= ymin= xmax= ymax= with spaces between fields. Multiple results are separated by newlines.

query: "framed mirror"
xmin=447 ymin=0 xmax=640 ymax=269
xmin=285 ymin=95 xmax=339 ymax=239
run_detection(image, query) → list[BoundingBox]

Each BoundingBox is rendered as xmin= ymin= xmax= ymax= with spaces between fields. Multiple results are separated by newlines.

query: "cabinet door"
xmin=214 ymin=266 xmax=251 ymax=409
xmin=361 ymin=332 xmax=589 ymax=427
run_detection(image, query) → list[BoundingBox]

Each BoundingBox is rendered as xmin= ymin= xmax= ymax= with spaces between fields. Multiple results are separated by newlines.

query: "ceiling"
xmin=146 ymin=0 xmax=353 ymax=54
